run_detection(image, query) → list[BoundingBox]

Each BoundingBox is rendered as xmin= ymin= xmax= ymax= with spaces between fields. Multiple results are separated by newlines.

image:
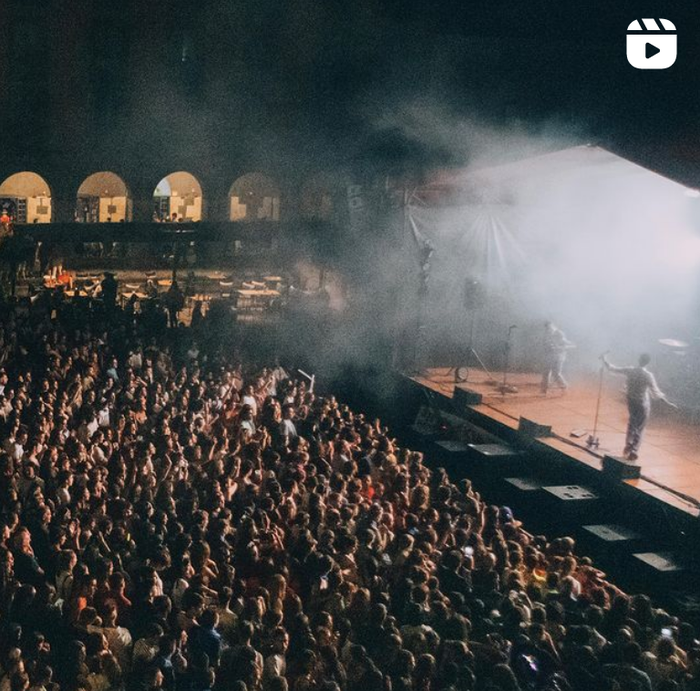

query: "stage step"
xmin=432 ymin=440 xmax=475 ymax=480
xmin=500 ymin=476 xmax=544 ymax=527
xmin=467 ymin=443 xmax=524 ymax=488
xmin=434 ymin=440 xmax=471 ymax=454
xmin=629 ymin=551 xmax=686 ymax=589
xmin=467 ymin=443 xmax=521 ymax=459
xmin=432 ymin=441 xmax=524 ymax=487
xmin=541 ymin=485 xmax=603 ymax=532
xmin=632 ymin=552 xmax=684 ymax=573
xmin=504 ymin=476 xmax=542 ymax=492
xmin=578 ymin=524 xmax=644 ymax=565
xmin=410 ymin=424 xmax=439 ymax=441
xmin=434 ymin=440 xmax=520 ymax=458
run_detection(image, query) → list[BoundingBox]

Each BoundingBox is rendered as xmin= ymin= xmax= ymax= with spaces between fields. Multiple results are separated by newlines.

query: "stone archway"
xmin=76 ymin=171 xmax=132 ymax=223
xmin=228 ymin=173 xmax=280 ymax=222
xmin=0 ymin=172 xmax=53 ymax=223
xmin=153 ymin=171 xmax=203 ymax=222
xmin=300 ymin=173 xmax=337 ymax=221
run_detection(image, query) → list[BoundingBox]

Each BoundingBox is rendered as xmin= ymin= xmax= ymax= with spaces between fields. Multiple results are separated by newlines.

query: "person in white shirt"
xmin=603 ymin=353 xmax=672 ymax=461
xmin=128 ymin=349 xmax=143 ymax=371
xmin=541 ymin=321 xmax=575 ymax=394
xmin=241 ymin=385 xmax=258 ymax=417
xmin=0 ymin=394 xmax=12 ymax=420
xmin=8 ymin=429 xmax=27 ymax=463
xmin=269 ymin=363 xmax=287 ymax=398
xmin=78 ymin=413 xmax=99 ymax=445
xmin=278 ymin=405 xmax=298 ymax=442
xmin=239 ymin=405 xmax=256 ymax=436
xmin=132 ymin=624 xmax=163 ymax=667
xmin=89 ymin=601 xmax=133 ymax=674
xmin=187 ymin=344 xmax=200 ymax=361
xmin=263 ymin=628 xmax=289 ymax=690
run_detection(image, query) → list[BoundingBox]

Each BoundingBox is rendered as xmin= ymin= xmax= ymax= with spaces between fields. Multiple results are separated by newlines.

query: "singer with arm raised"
xmin=602 ymin=352 xmax=672 ymax=461
xmin=541 ymin=322 xmax=575 ymax=395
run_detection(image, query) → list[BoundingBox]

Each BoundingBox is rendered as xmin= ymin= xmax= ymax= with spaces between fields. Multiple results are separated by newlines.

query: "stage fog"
xmin=406 ymin=146 xmax=700 ymax=403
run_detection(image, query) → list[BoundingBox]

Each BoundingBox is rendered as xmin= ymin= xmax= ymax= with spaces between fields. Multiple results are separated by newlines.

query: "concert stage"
xmin=409 ymin=367 xmax=700 ymax=518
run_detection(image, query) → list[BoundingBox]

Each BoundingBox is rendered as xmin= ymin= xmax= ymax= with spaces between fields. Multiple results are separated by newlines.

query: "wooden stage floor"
xmin=411 ymin=367 xmax=700 ymax=516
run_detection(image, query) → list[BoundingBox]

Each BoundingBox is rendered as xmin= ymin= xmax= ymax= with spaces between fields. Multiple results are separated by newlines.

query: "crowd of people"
xmin=0 ymin=296 xmax=698 ymax=691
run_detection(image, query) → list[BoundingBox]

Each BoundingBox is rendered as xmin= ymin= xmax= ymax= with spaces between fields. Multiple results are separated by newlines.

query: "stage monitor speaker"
xmin=602 ymin=454 xmax=641 ymax=480
xmin=453 ymin=386 xmax=483 ymax=413
xmin=518 ymin=417 xmax=552 ymax=438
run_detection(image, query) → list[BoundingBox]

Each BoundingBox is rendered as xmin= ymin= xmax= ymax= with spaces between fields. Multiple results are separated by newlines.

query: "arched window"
xmin=0 ymin=172 xmax=52 ymax=223
xmin=153 ymin=171 xmax=203 ymax=222
xmin=300 ymin=174 xmax=336 ymax=221
xmin=76 ymin=171 xmax=132 ymax=223
xmin=228 ymin=173 xmax=280 ymax=222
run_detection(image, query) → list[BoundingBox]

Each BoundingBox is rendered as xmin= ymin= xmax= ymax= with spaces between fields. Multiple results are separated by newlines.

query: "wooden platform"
xmin=411 ymin=367 xmax=700 ymax=516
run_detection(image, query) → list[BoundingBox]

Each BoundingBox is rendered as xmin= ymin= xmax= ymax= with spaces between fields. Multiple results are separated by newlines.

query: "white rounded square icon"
xmin=627 ymin=19 xmax=676 ymax=69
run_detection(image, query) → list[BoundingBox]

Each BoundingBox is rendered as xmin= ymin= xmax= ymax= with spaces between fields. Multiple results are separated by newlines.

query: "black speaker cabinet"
xmin=602 ymin=454 xmax=641 ymax=480
xmin=518 ymin=417 xmax=552 ymax=438
xmin=453 ymin=386 xmax=483 ymax=412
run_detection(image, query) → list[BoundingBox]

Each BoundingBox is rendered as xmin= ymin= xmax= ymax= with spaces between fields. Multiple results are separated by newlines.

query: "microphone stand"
xmin=450 ymin=305 xmax=498 ymax=385
xmin=586 ymin=356 xmax=606 ymax=449
xmin=497 ymin=325 xmax=519 ymax=396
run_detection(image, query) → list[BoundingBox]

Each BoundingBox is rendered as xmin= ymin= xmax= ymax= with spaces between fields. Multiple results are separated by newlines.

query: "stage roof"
xmin=410 ymin=145 xmax=699 ymax=206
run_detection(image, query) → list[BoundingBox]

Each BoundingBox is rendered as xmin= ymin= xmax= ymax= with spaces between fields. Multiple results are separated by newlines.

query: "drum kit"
xmin=658 ymin=338 xmax=690 ymax=350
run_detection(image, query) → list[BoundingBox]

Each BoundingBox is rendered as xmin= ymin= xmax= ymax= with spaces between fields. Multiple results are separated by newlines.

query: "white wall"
xmin=98 ymin=196 xmax=128 ymax=222
xmin=26 ymin=196 xmax=52 ymax=223
xmin=230 ymin=194 xmax=279 ymax=221
xmin=171 ymin=191 xmax=202 ymax=221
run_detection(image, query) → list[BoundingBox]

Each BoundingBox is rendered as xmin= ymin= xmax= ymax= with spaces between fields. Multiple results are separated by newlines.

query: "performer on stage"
xmin=602 ymin=353 xmax=670 ymax=461
xmin=541 ymin=321 xmax=575 ymax=394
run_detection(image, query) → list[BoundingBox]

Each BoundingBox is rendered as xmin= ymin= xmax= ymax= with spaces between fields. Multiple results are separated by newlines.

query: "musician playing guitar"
xmin=541 ymin=321 xmax=575 ymax=395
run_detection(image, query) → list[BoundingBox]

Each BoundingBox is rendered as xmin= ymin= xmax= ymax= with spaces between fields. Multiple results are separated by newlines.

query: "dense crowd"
xmin=0 ymin=297 xmax=698 ymax=691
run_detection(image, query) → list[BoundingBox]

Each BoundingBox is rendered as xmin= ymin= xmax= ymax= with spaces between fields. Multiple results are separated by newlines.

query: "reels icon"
xmin=626 ymin=19 xmax=676 ymax=70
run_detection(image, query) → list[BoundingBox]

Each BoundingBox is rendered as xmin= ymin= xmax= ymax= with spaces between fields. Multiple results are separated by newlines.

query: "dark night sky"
xmin=2 ymin=0 xmax=699 ymax=182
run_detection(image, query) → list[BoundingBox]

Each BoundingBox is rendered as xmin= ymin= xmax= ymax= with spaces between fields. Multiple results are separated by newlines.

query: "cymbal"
xmin=659 ymin=338 xmax=689 ymax=349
